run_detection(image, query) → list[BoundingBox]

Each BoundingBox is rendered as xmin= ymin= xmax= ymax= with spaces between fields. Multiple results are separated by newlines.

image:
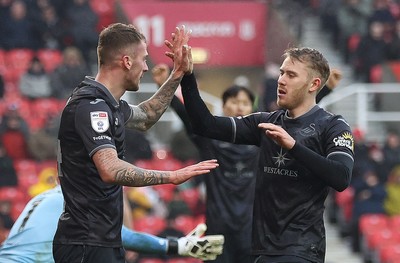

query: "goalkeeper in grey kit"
xmin=0 ymin=185 xmax=224 ymax=262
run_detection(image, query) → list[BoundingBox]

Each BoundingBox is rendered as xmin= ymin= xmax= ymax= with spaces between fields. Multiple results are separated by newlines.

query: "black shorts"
xmin=53 ymin=244 xmax=126 ymax=263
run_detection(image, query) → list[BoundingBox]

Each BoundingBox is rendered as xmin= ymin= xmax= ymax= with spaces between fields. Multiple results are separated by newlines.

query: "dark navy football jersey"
xmin=194 ymin=137 xmax=258 ymax=234
xmin=53 ymin=77 xmax=132 ymax=247
xmin=230 ymin=106 xmax=354 ymax=262
xmin=181 ymin=73 xmax=354 ymax=263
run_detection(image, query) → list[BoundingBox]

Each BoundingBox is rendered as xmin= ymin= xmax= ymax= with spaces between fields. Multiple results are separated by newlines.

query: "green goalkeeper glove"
xmin=177 ymin=223 xmax=224 ymax=260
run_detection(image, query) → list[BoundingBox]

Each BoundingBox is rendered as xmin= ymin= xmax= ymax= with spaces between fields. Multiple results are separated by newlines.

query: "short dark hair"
xmin=283 ymin=47 xmax=330 ymax=88
xmin=222 ymin=85 xmax=255 ymax=106
xmin=97 ymin=23 xmax=146 ymax=65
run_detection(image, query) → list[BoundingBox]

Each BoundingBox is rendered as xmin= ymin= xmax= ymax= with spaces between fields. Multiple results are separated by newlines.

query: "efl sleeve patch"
xmin=90 ymin=111 xmax=110 ymax=133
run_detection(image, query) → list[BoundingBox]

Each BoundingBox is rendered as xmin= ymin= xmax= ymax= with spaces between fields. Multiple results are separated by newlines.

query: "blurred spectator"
xmin=49 ymin=46 xmax=91 ymax=99
xmin=383 ymin=164 xmax=400 ymax=216
xmin=0 ymin=199 xmax=13 ymax=230
xmin=351 ymin=128 xmax=372 ymax=183
xmin=2 ymin=0 xmax=40 ymax=50
xmin=368 ymin=0 xmax=396 ymax=26
xmin=350 ymin=169 xmax=386 ymax=252
xmin=169 ymin=128 xmax=200 ymax=163
xmin=386 ymin=19 xmax=400 ymax=60
xmin=64 ymin=0 xmax=99 ymax=63
xmin=381 ymin=130 xmax=400 ymax=181
xmin=27 ymin=114 xmax=59 ymax=161
xmin=0 ymin=0 xmax=12 ymax=48
xmin=126 ymin=187 xmax=167 ymax=221
xmin=353 ymin=20 xmax=388 ymax=82
xmin=319 ymin=0 xmax=341 ymax=49
xmin=19 ymin=56 xmax=53 ymax=100
xmin=0 ymin=104 xmax=31 ymax=160
xmin=124 ymin=129 xmax=153 ymax=163
xmin=166 ymin=189 xmax=192 ymax=220
xmin=28 ymin=166 xmax=57 ymax=197
xmin=337 ymin=0 xmax=372 ymax=63
xmin=0 ymin=142 xmax=18 ymax=187
xmin=33 ymin=4 xmax=67 ymax=50
xmin=262 ymin=62 xmax=280 ymax=112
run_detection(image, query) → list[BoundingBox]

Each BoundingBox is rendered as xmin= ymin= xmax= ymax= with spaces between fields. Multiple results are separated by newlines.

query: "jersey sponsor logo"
xmin=272 ymin=148 xmax=289 ymax=167
xmin=90 ymin=98 xmax=105 ymax=104
xmin=263 ymin=148 xmax=299 ymax=177
xmin=90 ymin=111 xmax=110 ymax=133
xmin=223 ymin=161 xmax=255 ymax=178
xmin=300 ymin=123 xmax=316 ymax=136
xmin=93 ymin=135 xmax=112 ymax=141
xmin=333 ymin=131 xmax=354 ymax=151
xmin=263 ymin=166 xmax=298 ymax=177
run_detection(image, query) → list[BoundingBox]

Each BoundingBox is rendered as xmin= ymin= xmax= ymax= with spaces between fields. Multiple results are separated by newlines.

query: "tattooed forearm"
xmin=114 ymin=167 xmax=171 ymax=187
xmin=126 ymin=76 xmax=182 ymax=131
xmin=94 ymin=148 xmax=171 ymax=186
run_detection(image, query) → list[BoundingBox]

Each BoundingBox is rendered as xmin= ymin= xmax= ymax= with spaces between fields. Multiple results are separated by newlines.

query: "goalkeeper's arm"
xmin=121 ymin=224 xmax=224 ymax=260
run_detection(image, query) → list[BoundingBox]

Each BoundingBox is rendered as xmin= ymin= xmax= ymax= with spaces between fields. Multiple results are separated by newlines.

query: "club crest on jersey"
xmin=333 ymin=132 xmax=354 ymax=151
xmin=90 ymin=111 xmax=109 ymax=133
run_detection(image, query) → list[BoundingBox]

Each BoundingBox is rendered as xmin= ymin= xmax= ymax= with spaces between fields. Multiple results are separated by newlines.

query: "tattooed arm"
xmin=126 ymin=74 xmax=183 ymax=131
xmin=93 ymin=148 xmax=218 ymax=186
xmin=126 ymin=25 xmax=193 ymax=131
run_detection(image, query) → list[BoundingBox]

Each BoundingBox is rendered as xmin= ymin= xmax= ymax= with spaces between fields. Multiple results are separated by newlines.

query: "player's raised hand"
xmin=170 ymin=159 xmax=218 ymax=184
xmin=164 ymin=25 xmax=193 ymax=75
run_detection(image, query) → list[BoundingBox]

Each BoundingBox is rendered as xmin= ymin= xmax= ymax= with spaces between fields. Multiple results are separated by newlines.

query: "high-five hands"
xmin=177 ymin=223 xmax=225 ymax=260
xmin=164 ymin=25 xmax=193 ymax=75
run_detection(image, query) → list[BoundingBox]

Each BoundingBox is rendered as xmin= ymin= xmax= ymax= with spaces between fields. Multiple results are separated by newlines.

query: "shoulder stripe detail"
xmin=89 ymin=144 xmax=116 ymax=157
xmin=327 ymin=151 xmax=354 ymax=162
xmin=229 ymin=117 xmax=236 ymax=143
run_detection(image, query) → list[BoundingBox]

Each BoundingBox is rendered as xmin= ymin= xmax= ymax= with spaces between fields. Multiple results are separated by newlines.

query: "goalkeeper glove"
xmin=176 ymin=223 xmax=224 ymax=260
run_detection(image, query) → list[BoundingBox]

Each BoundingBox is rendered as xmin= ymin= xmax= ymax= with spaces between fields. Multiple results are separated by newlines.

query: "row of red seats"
xmin=133 ymin=214 xmax=205 ymax=237
xmin=0 ymin=0 xmax=116 ymax=81
xmin=0 ymin=97 xmax=65 ymax=131
xmin=359 ymin=214 xmax=400 ymax=263
xmin=0 ymin=48 xmax=63 ymax=83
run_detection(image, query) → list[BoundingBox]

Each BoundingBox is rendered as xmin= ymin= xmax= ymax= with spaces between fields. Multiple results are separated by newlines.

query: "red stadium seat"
xmin=366 ymin=228 xmax=400 ymax=251
xmin=379 ymin=244 xmax=400 ymax=263
xmin=138 ymin=259 xmax=164 ymax=263
xmin=5 ymin=49 xmax=34 ymax=74
xmin=0 ymin=187 xmax=26 ymax=203
xmin=10 ymin=200 xmax=27 ymax=221
xmin=152 ymin=184 xmax=176 ymax=202
xmin=36 ymin=49 xmax=63 ymax=72
xmin=370 ymin=64 xmax=383 ymax=83
xmin=89 ymin=0 xmax=116 ymax=31
xmin=179 ymin=188 xmax=200 ymax=211
xmin=173 ymin=215 xmax=196 ymax=235
xmin=359 ymin=214 xmax=389 ymax=237
xmin=168 ymin=258 xmax=202 ymax=263
xmin=335 ymin=186 xmax=354 ymax=223
xmin=31 ymin=98 xmax=62 ymax=119
xmin=133 ymin=215 xmax=166 ymax=236
xmin=390 ymin=215 xmax=400 ymax=229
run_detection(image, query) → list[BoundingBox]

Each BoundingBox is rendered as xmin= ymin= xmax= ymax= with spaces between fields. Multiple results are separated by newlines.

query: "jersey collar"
xmin=82 ymin=76 xmax=120 ymax=109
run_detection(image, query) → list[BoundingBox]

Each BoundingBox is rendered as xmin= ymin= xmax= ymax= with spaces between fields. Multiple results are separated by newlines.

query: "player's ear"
xmin=122 ymin=55 xmax=131 ymax=69
xmin=309 ymin=77 xmax=321 ymax=93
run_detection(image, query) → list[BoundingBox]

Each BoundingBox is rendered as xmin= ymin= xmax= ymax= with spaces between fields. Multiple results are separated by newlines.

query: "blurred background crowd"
xmin=1 ymin=0 xmax=400 ymax=263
